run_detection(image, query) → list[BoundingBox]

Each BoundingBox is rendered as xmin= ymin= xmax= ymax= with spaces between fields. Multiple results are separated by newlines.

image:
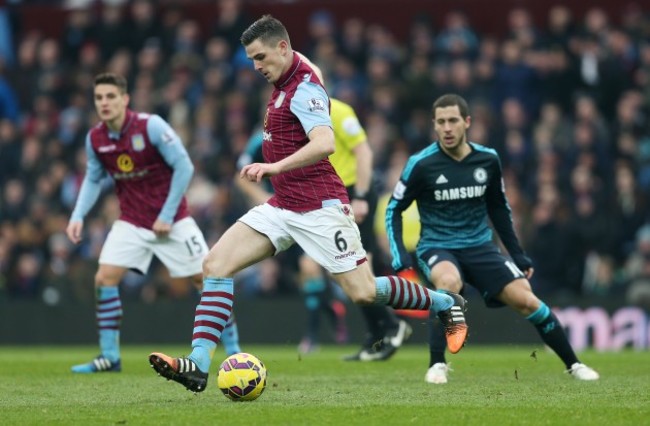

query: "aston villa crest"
xmin=131 ymin=134 xmax=145 ymax=151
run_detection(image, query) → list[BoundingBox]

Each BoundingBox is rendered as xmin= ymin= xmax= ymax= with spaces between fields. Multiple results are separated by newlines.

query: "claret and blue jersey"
xmin=262 ymin=53 xmax=348 ymax=212
xmin=71 ymin=110 xmax=193 ymax=230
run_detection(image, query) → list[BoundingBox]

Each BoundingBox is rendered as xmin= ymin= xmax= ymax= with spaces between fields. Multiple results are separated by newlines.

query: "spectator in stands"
xmin=96 ymin=3 xmax=129 ymax=62
xmin=127 ymin=0 xmax=161 ymax=54
xmin=507 ymin=7 xmax=542 ymax=49
xmin=212 ymin=0 xmax=251 ymax=58
xmin=435 ymin=10 xmax=479 ymax=60
xmin=61 ymin=7 xmax=94 ymax=64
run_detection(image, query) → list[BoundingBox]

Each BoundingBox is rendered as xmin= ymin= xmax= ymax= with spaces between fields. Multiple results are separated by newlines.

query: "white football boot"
xmin=425 ymin=362 xmax=451 ymax=384
xmin=568 ymin=362 xmax=600 ymax=381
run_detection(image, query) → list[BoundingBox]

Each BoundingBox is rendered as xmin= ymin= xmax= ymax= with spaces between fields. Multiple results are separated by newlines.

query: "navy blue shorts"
xmin=416 ymin=243 xmax=526 ymax=308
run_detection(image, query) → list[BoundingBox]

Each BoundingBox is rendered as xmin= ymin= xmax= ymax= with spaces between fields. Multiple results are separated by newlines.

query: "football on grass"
xmin=217 ymin=352 xmax=267 ymax=401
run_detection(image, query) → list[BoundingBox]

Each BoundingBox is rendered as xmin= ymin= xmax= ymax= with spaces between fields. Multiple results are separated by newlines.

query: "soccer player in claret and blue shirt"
xmin=66 ymin=73 xmax=240 ymax=373
xmin=385 ymin=93 xmax=599 ymax=384
xmin=148 ymin=15 xmax=467 ymax=393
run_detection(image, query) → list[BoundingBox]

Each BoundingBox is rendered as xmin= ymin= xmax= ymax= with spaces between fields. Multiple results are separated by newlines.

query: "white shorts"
xmin=239 ymin=203 xmax=366 ymax=274
xmin=99 ymin=217 xmax=209 ymax=278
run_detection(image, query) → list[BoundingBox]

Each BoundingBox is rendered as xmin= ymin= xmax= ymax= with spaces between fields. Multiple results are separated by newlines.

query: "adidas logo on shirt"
xmin=436 ymin=174 xmax=448 ymax=184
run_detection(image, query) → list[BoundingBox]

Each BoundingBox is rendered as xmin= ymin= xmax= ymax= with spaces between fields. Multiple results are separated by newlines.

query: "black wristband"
xmin=352 ymin=189 xmax=368 ymax=200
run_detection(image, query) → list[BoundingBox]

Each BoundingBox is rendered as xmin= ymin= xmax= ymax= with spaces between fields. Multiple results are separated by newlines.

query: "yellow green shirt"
xmin=375 ymin=193 xmax=420 ymax=252
xmin=329 ymin=98 xmax=366 ymax=187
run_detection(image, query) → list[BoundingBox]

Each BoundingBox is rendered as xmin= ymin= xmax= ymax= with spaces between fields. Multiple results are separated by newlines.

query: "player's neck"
xmin=276 ymin=51 xmax=298 ymax=86
xmin=442 ymin=141 xmax=471 ymax=161
xmin=105 ymin=113 xmax=126 ymax=133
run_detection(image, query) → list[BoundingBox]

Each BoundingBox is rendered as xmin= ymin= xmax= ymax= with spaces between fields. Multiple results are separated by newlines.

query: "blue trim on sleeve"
xmin=385 ymin=197 xmax=403 ymax=270
xmin=146 ymin=115 xmax=194 ymax=223
xmin=401 ymin=143 xmax=439 ymax=180
xmin=70 ymin=134 xmax=106 ymax=221
xmin=385 ymin=144 xmax=439 ymax=270
xmin=470 ymin=142 xmax=498 ymax=156
xmin=290 ymin=82 xmax=332 ymax=135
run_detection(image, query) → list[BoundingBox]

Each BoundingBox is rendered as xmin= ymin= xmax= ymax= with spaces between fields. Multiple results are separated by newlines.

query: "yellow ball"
xmin=217 ymin=353 xmax=267 ymax=401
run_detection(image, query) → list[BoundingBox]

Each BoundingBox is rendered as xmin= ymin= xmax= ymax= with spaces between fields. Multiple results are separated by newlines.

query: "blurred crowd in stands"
xmin=1 ymin=0 xmax=650 ymax=308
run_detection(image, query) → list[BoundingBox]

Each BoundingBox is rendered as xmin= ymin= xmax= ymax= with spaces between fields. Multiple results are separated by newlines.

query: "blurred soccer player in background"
xmin=66 ymin=73 xmax=240 ymax=373
xmin=386 ymin=93 xmax=599 ymax=383
xmin=149 ymin=15 xmax=465 ymax=393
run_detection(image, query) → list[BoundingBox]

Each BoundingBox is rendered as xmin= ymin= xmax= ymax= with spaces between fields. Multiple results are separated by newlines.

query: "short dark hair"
xmin=240 ymin=14 xmax=291 ymax=48
xmin=94 ymin=73 xmax=128 ymax=94
xmin=432 ymin=94 xmax=470 ymax=119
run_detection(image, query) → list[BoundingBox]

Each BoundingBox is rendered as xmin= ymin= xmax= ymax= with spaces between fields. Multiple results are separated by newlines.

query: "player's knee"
xmin=505 ymin=280 xmax=542 ymax=315
xmin=519 ymin=295 xmax=542 ymax=315
xmin=202 ymin=251 xmax=233 ymax=277
xmin=434 ymin=273 xmax=462 ymax=292
xmin=513 ymin=301 xmax=538 ymax=316
xmin=94 ymin=270 xmax=119 ymax=287
xmin=202 ymin=253 xmax=220 ymax=276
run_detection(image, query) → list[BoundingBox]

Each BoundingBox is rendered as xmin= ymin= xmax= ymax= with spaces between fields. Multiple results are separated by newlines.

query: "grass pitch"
xmin=1 ymin=344 xmax=648 ymax=425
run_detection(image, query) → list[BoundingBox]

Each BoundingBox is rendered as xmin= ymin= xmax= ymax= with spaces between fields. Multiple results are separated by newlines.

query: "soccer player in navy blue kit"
xmin=148 ymin=15 xmax=467 ymax=393
xmin=66 ymin=73 xmax=240 ymax=373
xmin=386 ymin=93 xmax=599 ymax=383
